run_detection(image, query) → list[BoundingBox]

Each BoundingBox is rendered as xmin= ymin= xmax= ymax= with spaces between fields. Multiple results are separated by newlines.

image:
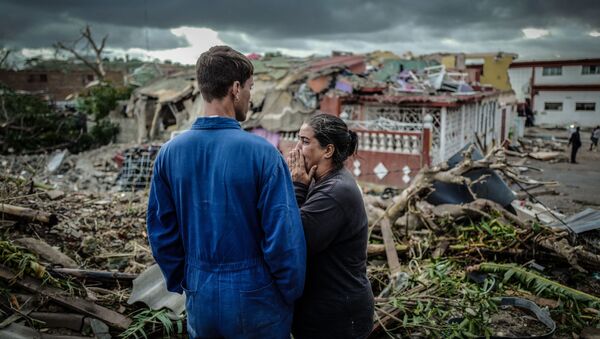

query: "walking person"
xmin=569 ymin=126 xmax=582 ymax=164
xmin=590 ymin=126 xmax=599 ymax=151
xmin=286 ymin=113 xmax=374 ymax=339
xmin=147 ymin=46 xmax=306 ymax=338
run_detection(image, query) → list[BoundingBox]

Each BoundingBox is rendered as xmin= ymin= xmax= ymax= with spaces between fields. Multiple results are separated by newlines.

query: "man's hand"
xmin=286 ymin=149 xmax=317 ymax=185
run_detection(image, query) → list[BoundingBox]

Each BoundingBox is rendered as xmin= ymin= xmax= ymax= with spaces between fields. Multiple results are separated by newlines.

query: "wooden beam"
xmin=0 ymin=204 xmax=58 ymax=225
xmin=367 ymin=243 xmax=408 ymax=257
xmin=380 ymin=218 xmax=401 ymax=275
xmin=50 ymin=268 xmax=138 ymax=282
xmin=0 ymin=265 xmax=131 ymax=330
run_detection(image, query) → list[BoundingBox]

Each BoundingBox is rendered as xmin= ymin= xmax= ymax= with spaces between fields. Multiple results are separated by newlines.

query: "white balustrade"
xmin=411 ymin=135 xmax=420 ymax=154
xmin=364 ymin=132 xmax=372 ymax=151
xmin=357 ymin=132 xmax=365 ymax=150
xmin=353 ymin=131 xmax=422 ymax=154
xmin=402 ymin=135 xmax=411 ymax=153
xmin=394 ymin=135 xmax=402 ymax=153
xmin=386 ymin=134 xmax=394 ymax=152
xmin=377 ymin=133 xmax=385 ymax=151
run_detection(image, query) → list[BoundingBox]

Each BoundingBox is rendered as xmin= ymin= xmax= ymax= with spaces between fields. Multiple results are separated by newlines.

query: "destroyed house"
xmin=243 ymin=54 xmax=516 ymax=188
xmin=277 ymin=91 xmax=515 ymax=187
xmin=121 ymin=53 xmax=516 ymax=189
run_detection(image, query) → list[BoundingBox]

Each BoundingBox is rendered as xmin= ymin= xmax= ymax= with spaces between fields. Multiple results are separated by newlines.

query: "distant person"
xmin=590 ymin=126 xmax=600 ymax=151
xmin=568 ymin=126 xmax=582 ymax=164
xmin=147 ymin=46 xmax=306 ymax=338
xmin=524 ymin=100 xmax=534 ymax=127
xmin=286 ymin=113 xmax=374 ymax=339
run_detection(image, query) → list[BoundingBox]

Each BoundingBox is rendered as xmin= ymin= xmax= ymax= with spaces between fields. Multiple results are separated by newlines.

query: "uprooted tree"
xmin=368 ymin=145 xmax=600 ymax=272
xmin=54 ymin=25 xmax=107 ymax=81
xmin=365 ymin=145 xmax=600 ymax=337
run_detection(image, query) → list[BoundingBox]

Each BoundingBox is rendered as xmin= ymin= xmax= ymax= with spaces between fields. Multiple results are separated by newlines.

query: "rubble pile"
xmin=507 ymin=136 xmax=570 ymax=163
xmin=124 ymin=52 xmax=494 ymax=144
xmin=1 ymin=51 xmax=599 ymax=338
xmin=363 ymin=145 xmax=600 ymax=337
xmin=0 ymin=146 xmax=168 ymax=338
xmin=0 ymin=143 xmax=599 ymax=338
xmin=0 ymin=143 xmax=151 ymax=193
xmin=0 ymin=180 xmax=159 ymax=337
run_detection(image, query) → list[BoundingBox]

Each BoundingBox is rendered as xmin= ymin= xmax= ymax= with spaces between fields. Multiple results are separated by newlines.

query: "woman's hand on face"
xmin=286 ymin=149 xmax=317 ymax=185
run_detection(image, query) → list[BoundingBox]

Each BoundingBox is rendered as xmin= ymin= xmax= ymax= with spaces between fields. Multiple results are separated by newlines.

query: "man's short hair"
xmin=196 ymin=46 xmax=254 ymax=102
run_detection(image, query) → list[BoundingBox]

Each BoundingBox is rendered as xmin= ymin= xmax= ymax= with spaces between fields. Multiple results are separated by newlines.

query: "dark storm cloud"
xmin=0 ymin=1 xmax=189 ymax=50
xmin=1 ymin=0 xmax=599 ymax=58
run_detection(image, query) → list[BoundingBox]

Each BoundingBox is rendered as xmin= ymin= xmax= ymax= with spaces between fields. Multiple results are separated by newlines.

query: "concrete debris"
xmin=529 ymin=151 xmax=563 ymax=161
xmin=44 ymin=190 xmax=65 ymax=200
xmin=46 ymin=149 xmax=69 ymax=174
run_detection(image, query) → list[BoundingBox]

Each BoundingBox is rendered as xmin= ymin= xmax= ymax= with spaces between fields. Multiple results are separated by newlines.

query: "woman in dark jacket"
xmin=286 ymin=113 xmax=374 ymax=339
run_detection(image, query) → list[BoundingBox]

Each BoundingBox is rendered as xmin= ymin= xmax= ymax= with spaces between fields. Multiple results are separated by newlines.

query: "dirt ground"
xmin=519 ymin=127 xmax=600 ymax=216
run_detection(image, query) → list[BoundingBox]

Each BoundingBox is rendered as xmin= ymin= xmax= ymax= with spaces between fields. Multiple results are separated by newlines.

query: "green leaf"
xmin=503 ymin=269 xmax=515 ymax=283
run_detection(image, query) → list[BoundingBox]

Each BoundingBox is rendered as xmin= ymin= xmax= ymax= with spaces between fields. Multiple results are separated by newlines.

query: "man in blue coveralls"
xmin=147 ymin=46 xmax=306 ymax=338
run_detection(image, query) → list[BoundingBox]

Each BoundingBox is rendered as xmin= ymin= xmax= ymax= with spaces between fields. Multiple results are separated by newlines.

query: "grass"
xmin=120 ymin=307 xmax=184 ymax=339
xmin=0 ymin=239 xmax=81 ymax=295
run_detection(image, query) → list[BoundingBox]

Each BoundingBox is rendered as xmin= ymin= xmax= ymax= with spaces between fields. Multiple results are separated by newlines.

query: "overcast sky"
xmin=1 ymin=0 xmax=599 ymax=65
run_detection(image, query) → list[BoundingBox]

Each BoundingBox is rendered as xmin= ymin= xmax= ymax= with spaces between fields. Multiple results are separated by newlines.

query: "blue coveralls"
xmin=147 ymin=117 xmax=306 ymax=338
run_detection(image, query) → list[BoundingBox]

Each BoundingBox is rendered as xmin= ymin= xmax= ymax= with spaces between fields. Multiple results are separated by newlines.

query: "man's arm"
xmin=147 ymin=153 xmax=185 ymax=294
xmin=258 ymin=155 xmax=306 ymax=305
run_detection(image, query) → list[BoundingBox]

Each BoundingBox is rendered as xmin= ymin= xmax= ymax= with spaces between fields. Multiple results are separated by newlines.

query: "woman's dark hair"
xmin=196 ymin=46 xmax=254 ymax=102
xmin=308 ymin=113 xmax=358 ymax=170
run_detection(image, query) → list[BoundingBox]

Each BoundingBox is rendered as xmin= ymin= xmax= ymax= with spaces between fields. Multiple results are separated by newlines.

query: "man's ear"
xmin=231 ymin=81 xmax=241 ymax=99
xmin=324 ymin=144 xmax=335 ymax=159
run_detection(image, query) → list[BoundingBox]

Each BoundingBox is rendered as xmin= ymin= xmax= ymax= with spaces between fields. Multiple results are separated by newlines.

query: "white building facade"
xmin=508 ymin=59 xmax=600 ymax=128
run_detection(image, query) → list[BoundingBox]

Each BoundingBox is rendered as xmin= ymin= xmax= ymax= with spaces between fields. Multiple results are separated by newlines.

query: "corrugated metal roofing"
xmin=127 ymin=264 xmax=185 ymax=319
xmin=549 ymin=208 xmax=600 ymax=234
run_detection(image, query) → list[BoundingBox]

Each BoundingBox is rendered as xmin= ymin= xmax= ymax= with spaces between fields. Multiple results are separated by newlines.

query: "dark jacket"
xmin=291 ymin=168 xmax=374 ymax=339
xmin=569 ymin=130 xmax=582 ymax=148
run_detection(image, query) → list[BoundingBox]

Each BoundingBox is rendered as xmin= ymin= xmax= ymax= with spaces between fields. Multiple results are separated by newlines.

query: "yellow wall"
xmin=479 ymin=55 xmax=514 ymax=91
xmin=368 ymin=51 xmax=401 ymax=66
xmin=441 ymin=55 xmax=456 ymax=69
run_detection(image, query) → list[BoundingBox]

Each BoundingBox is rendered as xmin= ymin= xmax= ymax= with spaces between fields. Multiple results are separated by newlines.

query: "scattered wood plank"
xmin=50 ymin=268 xmax=138 ymax=282
xmin=0 ymin=203 xmax=58 ymax=225
xmin=0 ymin=265 xmax=132 ymax=330
xmin=380 ymin=218 xmax=401 ymax=275
xmin=14 ymin=238 xmax=77 ymax=268
xmin=0 ymin=296 xmax=38 ymax=329
xmin=367 ymin=243 xmax=408 ymax=257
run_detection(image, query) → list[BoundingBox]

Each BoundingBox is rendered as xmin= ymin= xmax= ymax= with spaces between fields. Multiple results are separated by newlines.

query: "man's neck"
xmin=203 ymin=98 xmax=235 ymax=119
